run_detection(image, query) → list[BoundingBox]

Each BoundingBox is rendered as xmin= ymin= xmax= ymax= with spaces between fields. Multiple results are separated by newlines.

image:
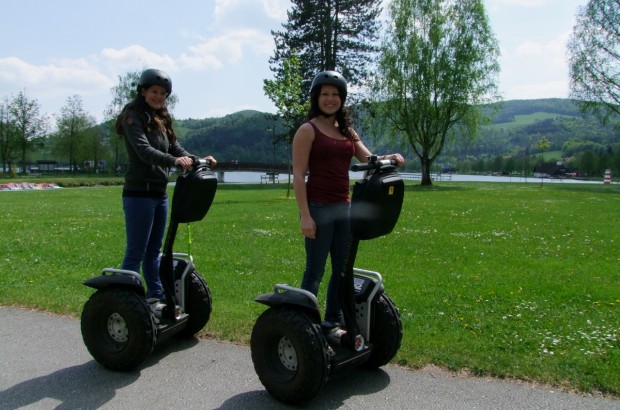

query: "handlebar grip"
xmin=192 ymin=158 xmax=211 ymax=168
xmin=351 ymin=159 xmax=394 ymax=172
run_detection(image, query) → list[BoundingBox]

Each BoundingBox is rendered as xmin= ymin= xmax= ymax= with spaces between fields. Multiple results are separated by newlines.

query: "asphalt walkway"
xmin=0 ymin=307 xmax=617 ymax=409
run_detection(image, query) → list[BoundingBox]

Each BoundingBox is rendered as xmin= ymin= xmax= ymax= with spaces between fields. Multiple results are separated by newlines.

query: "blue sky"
xmin=0 ymin=0 xmax=587 ymax=123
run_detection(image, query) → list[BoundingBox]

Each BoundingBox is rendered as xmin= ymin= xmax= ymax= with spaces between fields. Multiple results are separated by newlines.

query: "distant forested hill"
xmin=177 ymin=110 xmax=286 ymax=165
xmin=451 ymin=99 xmax=619 ymax=161
xmin=491 ymin=98 xmax=582 ymax=123
xmin=174 ymin=99 xmax=619 ymax=170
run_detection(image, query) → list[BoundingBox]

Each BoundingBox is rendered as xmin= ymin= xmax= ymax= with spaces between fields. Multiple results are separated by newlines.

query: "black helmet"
xmin=310 ymin=70 xmax=347 ymax=102
xmin=138 ymin=68 xmax=172 ymax=95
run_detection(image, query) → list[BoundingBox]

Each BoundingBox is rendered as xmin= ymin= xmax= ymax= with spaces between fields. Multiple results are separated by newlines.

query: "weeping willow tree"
xmin=567 ymin=0 xmax=620 ymax=127
xmin=373 ymin=0 xmax=501 ymax=185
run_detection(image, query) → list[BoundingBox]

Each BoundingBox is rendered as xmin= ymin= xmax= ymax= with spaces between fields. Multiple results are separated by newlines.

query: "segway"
xmin=81 ymin=158 xmax=217 ymax=371
xmin=251 ymin=156 xmax=404 ymax=404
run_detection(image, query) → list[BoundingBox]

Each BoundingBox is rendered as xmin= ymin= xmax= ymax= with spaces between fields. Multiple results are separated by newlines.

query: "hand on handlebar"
xmin=175 ymin=156 xmax=193 ymax=170
xmin=382 ymin=153 xmax=405 ymax=167
xmin=203 ymin=155 xmax=217 ymax=168
xmin=185 ymin=155 xmax=217 ymax=170
xmin=351 ymin=153 xmax=405 ymax=172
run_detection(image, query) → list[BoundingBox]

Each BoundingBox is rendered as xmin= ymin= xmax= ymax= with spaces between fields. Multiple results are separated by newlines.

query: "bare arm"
xmin=292 ymin=123 xmax=316 ymax=239
xmin=351 ymin=128 xmax=405 ymax=167
xmin=353 ymin=138 xmax=373 ymax=163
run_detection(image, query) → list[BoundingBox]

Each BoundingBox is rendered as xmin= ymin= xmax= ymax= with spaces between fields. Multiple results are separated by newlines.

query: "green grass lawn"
xmin=1 ymin=181 xmax=618 ymax=396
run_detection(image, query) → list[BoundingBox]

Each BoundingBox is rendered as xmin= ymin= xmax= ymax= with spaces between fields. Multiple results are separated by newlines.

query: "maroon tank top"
xmin=306 ymin=122 xmax=355 ymax=204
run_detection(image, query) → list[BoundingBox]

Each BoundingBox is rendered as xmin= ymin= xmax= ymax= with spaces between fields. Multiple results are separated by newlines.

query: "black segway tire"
xmin=178 ymin=271 xmax=212 ymax=337
xmin=251 ymin=307 xmax=329 ymax=404
xmin=364 ymin=293 xmax=403 ymax=369
xmin=81 ymin=288 xmax=156 ymax=371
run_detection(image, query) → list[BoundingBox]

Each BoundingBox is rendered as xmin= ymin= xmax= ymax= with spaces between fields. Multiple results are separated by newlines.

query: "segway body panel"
xmin=251 ymin=158 xmax=404 ymax=404
xmin=81 ymin=159 xmax=216 ymax=371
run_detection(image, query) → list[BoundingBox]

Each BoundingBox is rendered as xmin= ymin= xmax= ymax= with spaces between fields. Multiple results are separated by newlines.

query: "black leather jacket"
xmin=120 ymin=110 xmax=190 ymax=195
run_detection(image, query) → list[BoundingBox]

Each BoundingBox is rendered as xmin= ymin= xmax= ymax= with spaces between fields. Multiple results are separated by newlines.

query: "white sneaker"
xmin=325 ymin=327 xmax=347 ymax=346
xmin=147 ymin=298 xmax=166 ymax=318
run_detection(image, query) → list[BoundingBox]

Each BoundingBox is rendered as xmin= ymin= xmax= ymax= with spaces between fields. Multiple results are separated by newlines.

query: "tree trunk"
xmin=421 ymin=155 xmax=433 ymax=186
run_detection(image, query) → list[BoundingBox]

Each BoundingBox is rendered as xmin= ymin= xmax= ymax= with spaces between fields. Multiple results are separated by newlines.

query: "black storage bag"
xmin=171 ymin=167 xmax=218 ymax=223
xmin=350 ymin=168 xmax=404 ymax=240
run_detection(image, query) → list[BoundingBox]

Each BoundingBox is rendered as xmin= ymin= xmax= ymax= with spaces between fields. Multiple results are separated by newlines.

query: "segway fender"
xmin=83 ymin=268 xmax=145 ymax=296
xmin=255 ymin=285 xmax=321 ymax=322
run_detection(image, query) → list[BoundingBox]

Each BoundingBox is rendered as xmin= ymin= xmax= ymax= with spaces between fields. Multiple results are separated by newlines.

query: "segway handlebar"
xmin=350 ymin=155 xmax=396 ymax=172
xmin=190 ymin=157 xmax=212 ymax=170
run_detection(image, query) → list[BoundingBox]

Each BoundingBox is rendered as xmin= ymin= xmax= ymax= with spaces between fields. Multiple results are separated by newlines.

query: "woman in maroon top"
xmin=292 ymin=71 xmax=404 ymax=330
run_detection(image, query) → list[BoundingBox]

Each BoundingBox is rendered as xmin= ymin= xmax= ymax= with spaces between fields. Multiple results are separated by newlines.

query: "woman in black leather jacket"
xmin=114 ymin=68 xmax=216 ymax=315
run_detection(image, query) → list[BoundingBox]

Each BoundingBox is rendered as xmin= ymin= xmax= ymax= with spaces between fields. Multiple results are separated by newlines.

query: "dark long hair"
xmin=115 ymin=88 xmax=177 ymax=143
xmin=305 ymin=87 xmax=355 ymax=140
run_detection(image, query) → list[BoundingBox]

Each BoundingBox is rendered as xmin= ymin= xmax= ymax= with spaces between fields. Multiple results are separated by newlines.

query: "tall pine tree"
xmin=269 ymin=0 xmax=382 ymax=100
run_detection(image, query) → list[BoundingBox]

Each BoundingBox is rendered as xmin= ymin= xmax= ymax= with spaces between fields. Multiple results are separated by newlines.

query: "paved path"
xmin=0 ymin=307 xmax=617 ymax=409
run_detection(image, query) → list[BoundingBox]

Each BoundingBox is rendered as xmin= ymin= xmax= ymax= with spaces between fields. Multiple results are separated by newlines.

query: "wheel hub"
xmin=107 ymin=312 xmax=129 ymax=343
xmin=277 ymin=336 xmax=297 ymax=371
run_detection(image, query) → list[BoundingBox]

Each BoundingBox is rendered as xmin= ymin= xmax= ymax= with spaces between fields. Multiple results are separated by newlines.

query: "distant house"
xmin=37 ymin=160 xmax=57 ymax=172
xmin=533 ymin=162 xmax=569 ymax=178
xmin=440 ymin=164 xmax=455 ymax=174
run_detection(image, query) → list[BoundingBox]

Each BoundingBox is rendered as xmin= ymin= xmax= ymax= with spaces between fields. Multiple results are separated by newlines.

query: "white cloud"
xmin=99 ymin=45 xmax=177 ymax=73
xmin=0 ymin=56 xmax=113 ymax=96
xmin=513 ymin=30 xmax=569 ymax=75
xmin=499 ymin=30 xmax=572 ymax=100
xmin=215 ymin=0 xmax=288 ymax=22
xmin=179 ymin=29 xmax=273 ymax=70
xmin=259 ymin=0 xmax=290 ymax=20
xmin=487 ymin=0 xmax=553 ymax=7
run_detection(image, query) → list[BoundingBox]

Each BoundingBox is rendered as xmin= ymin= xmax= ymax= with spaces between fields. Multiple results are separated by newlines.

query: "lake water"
xmin=217 ymin=171 xmax=610 ymax=185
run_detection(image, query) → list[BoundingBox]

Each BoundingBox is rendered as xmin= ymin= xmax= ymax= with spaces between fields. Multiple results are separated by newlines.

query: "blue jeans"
xmin=301 ymin=202 xmax=351 ymax=323
xmin=122 ymin=196 xmax=168 ymax=300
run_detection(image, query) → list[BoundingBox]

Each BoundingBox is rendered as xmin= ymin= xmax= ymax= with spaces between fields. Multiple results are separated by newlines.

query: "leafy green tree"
xmin=104 ymin=71 xmax=140 ymax=171
xmin=568 ymin=0 xmax=620 ymax=127
xmin=264 ymin=52 xmax=309 ymax=142
xmin=504 ymin=156 xmax=516 ymax=174
xmin=263 ymin=51 xmax=310 ymax=196
xmin=492 ymin=155 xmax=503 ymax=173
xmin=103 ymin=71 xmax=140 ymax=124
xmin=597 ymin=150 xmax=611 ymax=176
xmin=612 ymin=144 xmax=620 ymax=177
xmin=0 ymin=98 xmax=18 ymax=172
xmin=269 ymin=0 xmax=382 ymax=100
xmin=580 ymin=149 xmax=598 ymax=176
xmin=536 ymin=136 xmax=550 ymax=185
xmin=53 ymin=95 xmax=96 ymax=172
xmin=373 ymin=0 xmax=501 ymax=185
xmin=537 ymin=136 xmax=550 ymax=163
xmin=7 ymin=91 xmax=49 ymax=173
